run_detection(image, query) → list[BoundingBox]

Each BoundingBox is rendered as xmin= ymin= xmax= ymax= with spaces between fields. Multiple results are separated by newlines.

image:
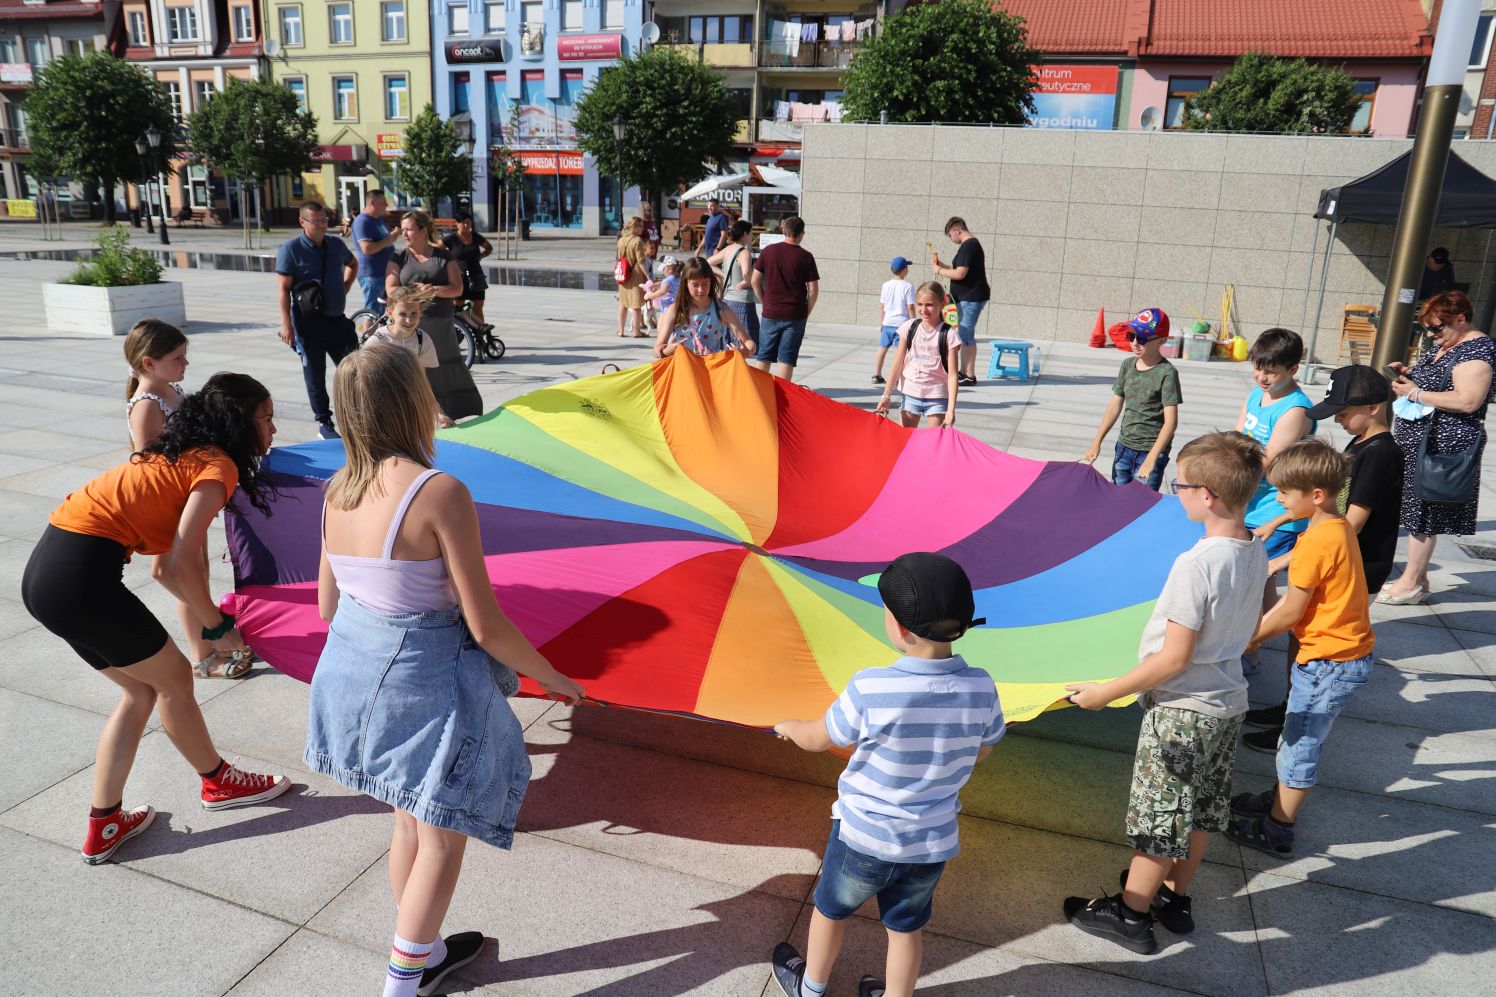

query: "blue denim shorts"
xmin=1112 ymin=441 xmax=1170 ymax=491
xmin=955 ymin=300 xmax=986 ymax=346
xmin=879 ymin=324 xmax=902 ymax=348
xmin=756 ymin=317 xmax=808 ymax=366
xmin=305 ymin=594 xmax=532 ymax=849
xmin=901 ymin=394 xmax=948 ymax=417
xmin=1276 ymin=654 xmax=1374 ymax=789
xmin=813 ymin=820 xmax=946 ymax=933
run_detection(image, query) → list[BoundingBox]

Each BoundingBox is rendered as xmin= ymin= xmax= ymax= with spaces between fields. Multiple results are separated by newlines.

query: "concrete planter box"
xmin=42 ymin=280 xmax=186 ymax=335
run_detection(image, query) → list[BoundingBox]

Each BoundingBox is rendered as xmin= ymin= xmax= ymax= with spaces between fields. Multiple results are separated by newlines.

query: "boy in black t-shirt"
xmin=1242 ymin=364 xmax=1401 ymax=747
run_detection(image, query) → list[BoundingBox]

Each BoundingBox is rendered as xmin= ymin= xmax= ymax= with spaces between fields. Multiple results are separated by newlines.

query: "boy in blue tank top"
xmin=1236 ymin=328 xmax=1315 ymax=675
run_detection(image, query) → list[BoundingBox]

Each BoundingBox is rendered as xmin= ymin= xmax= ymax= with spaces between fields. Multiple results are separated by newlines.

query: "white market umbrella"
xmin=679 ymin=172 xmax=751 ymax=202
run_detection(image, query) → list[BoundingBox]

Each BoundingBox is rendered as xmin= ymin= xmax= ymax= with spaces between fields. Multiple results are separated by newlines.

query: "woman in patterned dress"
xmin=1382 ymin=291 xmax=1496 ymax=603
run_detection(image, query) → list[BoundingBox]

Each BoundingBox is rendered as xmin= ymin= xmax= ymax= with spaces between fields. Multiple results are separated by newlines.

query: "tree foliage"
xmin=398 ymin=104 xmax=472 ymax=211
xmin=574 ymin=47 xmax=735 ymax=198
xmin=840 ymin=0 xmax=1039 ymax=124
xmin=1184 ymin=53 xmax=1360 ymax=134
xmin=23 ymin=53 xmax=177 ymax=222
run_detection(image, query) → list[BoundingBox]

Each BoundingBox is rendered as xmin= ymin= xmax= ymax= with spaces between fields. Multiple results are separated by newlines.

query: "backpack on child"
xmin=901 ymin=317 xmax=952 ymax=372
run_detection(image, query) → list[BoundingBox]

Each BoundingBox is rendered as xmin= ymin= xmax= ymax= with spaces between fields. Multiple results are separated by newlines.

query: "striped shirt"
xmin=824 ymin=654 xmax=1004 ymax=863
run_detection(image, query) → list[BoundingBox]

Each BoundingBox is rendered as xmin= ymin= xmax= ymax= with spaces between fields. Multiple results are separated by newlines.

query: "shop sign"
xmin=1027 ymin=65 xmax=1118 ymax=130
xmin=0 ymin=63 xmax=32 ymax=84
xmin=445 ymin=37 xmax=505 ymax=64
xmin=685 ymin=187 xmax=743 ymax=210
xmin=312 ymin=144 xmax=361 ymax=162
xmin=557 ymin=33 xmax=622 ymax=61
xmin=514 ymin=150 xmax=584 ymax=174
xmin=376 ymin=133 xmax=405 ymax=159
xmin=5 ymin=198 xmax=36 ymax=218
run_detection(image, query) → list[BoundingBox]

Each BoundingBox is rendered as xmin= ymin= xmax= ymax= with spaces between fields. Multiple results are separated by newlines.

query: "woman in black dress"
xmin=442 ymin=211 xmax=493 ymax=325
xmin=385 ymin=209 xmax=484 ymax=420
xmin=1382 ymin=290 xmax=1496 ymax=604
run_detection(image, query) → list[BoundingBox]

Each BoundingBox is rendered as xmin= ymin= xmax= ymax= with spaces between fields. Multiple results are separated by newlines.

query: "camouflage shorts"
xmin=1125 ymin=706 xmax=1243 ymax=859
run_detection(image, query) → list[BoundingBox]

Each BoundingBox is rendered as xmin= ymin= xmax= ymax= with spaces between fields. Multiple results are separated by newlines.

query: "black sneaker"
xmin=418 ymin=931 xmax=485 ymax=996
xmin=1242 ymin=727 xmax=1282 ymax=754
xmin=1119 ymin=869 xmax=1195 ymax=934
xmin=958 ymin=374 xmax=978 ymax=386
xmin=1063 ymin=892 xmax=1158 ymax=954
xmin=1230 ymin=788 xmax=1275 ymax=818
xmin=1226 ymin=814 xmax=1295 ymax=858
xmin=859 ymin=975 xmax=886 ymax=997
xmin=771 ymin=942 xmax=806 ymax=997
xmin=872 ymin=374 xmax=886 ymax=384
xmin=1244 ymin=703 xmax=1286 ymax=728
xmin=316 ymin=420 xmax=340 ymax=440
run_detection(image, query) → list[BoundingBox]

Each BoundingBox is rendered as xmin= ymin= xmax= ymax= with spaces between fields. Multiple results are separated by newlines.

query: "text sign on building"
xmin=445 ymin=38 xmax=505 ymax=64
xmin=1027 ymin=65 xmax=1118 ymax=130
xmin=515 ymin=150 xmax=584 ymax=174
xmin=376 ymin=133 xmax=405 ymax=159
xmin=0 ymin=63 xmax=33 ymax=84
xmin=557 ymin=33 xmax=622 ymax=62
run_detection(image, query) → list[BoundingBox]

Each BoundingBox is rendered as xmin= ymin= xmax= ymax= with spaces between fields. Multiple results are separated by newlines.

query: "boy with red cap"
xmin=1083 ymin=308 xmax=1183 ymax=491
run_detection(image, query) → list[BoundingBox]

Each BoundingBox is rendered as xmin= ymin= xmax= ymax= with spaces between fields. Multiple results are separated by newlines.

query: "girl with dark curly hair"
xmin=21 ymin=372 xmax=292 ymax=865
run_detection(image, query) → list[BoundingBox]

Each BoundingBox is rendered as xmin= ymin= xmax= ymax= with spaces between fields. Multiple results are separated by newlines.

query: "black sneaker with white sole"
xmin=1063 ymin=892 xmax=1157 ymax=954
xmin=1119 ymin=869 xmax=1194 ymax=934
xmin=859 ymin=974 xmax=886 ymax=997
xmin=418 ymin=931 xmax=485 ymax=996
xmin=771 ymin=942 xmax=806 ymax=997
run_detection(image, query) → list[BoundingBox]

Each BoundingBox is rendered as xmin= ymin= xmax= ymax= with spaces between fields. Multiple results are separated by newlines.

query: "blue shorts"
xmin=901 ymin=394 xmax=948 ymax=417
xmin=1112 ymin=442 xmax=1170 ymax=491
xmin=955 ymin=300 xmax=986 ymax=347
xmin=1262 ymin=528 xmax=1301 ymax=562
xmin=879 ymin=324 xmax=902 ymax=349
xmin=1276 ymin=654 xmax=1373 ymax=789
xmin=756 ymin=317 xmax=808 ymax=366
xmin=813 ymin=820 xmax=946 ymax=933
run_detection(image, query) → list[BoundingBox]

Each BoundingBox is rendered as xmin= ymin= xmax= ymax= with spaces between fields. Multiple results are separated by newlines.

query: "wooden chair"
xmin=1337 ymin=304 xmax=1378 ymax=365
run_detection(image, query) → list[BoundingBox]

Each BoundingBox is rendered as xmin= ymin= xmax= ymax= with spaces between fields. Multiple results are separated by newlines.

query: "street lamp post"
xmin=146 ymin=124 xmax=169 ymax=246
xmin=612 ymin=113 xmax=626 ymax=235
xmin=462 ymin=136 xmax=476 ymax=220
xmin=134 ymin=136 xmax=154 ymax=235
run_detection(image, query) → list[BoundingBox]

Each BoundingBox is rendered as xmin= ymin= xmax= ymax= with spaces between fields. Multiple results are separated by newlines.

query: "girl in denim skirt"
xmin=305 ymin=344 xmax=584 ymax=997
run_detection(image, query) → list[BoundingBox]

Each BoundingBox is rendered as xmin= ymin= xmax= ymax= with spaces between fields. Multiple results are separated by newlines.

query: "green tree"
xmin=840 ymin=0 xmax=1039 ymax=124
xmin=398 ymin=104 xmax=472 ymax=212
xmin=1183 ymin=53 xmax=1360 ymax=133
xmin=186 ymin=77 xmax=318 ymax=243
xmin=574 ymin=47 xmax=735 ymax=203
xmin=23 ymin=53 xmax=177 ymax=224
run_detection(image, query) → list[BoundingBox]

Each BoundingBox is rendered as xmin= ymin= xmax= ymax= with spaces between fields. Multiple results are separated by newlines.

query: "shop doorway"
xmin=338 ymin=176 xmax=367 ymax=222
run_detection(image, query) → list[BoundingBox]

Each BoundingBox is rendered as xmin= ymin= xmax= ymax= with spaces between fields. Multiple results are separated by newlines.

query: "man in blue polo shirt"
xmin=772 ymin=553 xmax=1004 ymax=997
xmin=276 ymin=201 xmax=358 ymax=439
xmin=351 ymin=189 xmax=397 ymax=313
xmin=698 ymin=197 xmax=730 ymax=258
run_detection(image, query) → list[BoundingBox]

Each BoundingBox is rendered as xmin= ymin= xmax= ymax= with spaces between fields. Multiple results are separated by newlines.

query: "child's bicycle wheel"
xmin=485 ymin=335 xmax=506 ymax=361
xmin=351 ymin=309 xmax=383 ymax=346
xmin=451 ymin=318 xmax=477 ymax=369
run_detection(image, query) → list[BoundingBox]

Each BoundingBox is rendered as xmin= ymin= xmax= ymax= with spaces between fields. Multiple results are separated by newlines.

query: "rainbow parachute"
xmin=226 ymin=351 xmax=1200 ymax=725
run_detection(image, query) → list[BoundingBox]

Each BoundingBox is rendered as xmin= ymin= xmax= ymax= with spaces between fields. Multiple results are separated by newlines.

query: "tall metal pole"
xmin=1372 ymin=0 xmax=1482 ymax=374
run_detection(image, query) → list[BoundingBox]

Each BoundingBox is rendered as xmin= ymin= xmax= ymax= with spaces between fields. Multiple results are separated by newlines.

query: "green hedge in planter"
xmin=63 ymin=226 xmax=163 ymax=287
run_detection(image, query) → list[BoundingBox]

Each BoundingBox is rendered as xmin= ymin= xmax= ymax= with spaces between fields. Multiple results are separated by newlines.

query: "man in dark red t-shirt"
xmin=749 ymin=216 xmax=820 ymax=382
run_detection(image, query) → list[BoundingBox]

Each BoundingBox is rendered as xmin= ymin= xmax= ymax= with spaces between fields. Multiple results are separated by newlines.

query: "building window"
xmin=601 ymin=0 xmax=624 ymax=30
xmin=486 ymin=71 xmax=507 ymax=143
xmin=671 ymin=15 xmax=752 ymax=44
xmin=188 ymin=165 xmax=210 ymax=208
xmin=167 ymin=5 xmax=200 ymax=42
xmin=561 ymin=0 xmax=583 ymax=32
xmin=452 ymin=71 xmax=470 ymax=114
xmin=1164 ymin=77 xmax=1210 ymax=129
xmin=232 ymin=5 xmax=254 ymax=42
xmin=381 ymin=1 xmax=407 ymax=42
xmin=0 ymin=39 xmax=14 ymax=63
xmin=449 ymin=2 xmax=470 ymax=36
xmin=522 ymin=1 xmax=542 ymax=29
xmin=285 ymin=77 xmax=307 ymax=112
xmin=485 ymin=1 xmax=506 ymax=34
xmin=384 ymin=74 xmax=410 ymax=120
xmin=1471 ymin=13 xmax=1496 ymax=70
xmin=192 ymin=79 xmax=214 ymax=111
xmin=279 ymin=6 xmax=303 ymax=47
xmin=27 ymin=37 xmax=47 ymax=66
xmin=1349 ymin=80 xmax=1377 ymax=134
xmin=329 ymin=3 xmax=354 ymax=44
xmin=128 ymin=11 xmax=149 ymax=46
xmin=333 ymin=75 xmax=357 ymax=120
xmin=164 ymin=80 xmax=183 ymax=120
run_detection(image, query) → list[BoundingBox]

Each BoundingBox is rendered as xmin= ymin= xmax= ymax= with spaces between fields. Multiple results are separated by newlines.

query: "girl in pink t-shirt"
xmin=875 ymin=281 xmax=961 ymax=428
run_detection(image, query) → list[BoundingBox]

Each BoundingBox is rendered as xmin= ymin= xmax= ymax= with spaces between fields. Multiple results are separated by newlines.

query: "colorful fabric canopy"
xmin=226 ymin=350 xmax=1201 ymax=726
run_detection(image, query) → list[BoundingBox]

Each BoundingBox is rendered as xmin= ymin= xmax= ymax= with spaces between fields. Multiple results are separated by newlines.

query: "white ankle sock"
xmin=383 ymin=933 xmax=434 ymax=997
xmin=801 ymin=977 xmax=828 ymax=997
xmin=429 ymin=933 xmax=448 ymax=967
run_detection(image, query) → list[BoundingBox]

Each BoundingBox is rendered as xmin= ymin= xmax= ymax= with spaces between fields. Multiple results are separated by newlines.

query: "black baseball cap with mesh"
xmin=877 ymin=553 xmax=986 ymax=642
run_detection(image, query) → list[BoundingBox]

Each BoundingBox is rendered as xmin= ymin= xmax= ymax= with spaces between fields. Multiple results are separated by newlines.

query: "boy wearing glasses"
xmin=1063 ymin=432 xmax=1268 ymax=954
xmin=1083 ymin=308 xmax=1182 ymax=490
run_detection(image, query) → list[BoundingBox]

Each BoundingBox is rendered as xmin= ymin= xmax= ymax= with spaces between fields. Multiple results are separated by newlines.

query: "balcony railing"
xmin=759 ymin=40 xmax=857 ymax=70
xmin=758 ymin=120 xmax=803 ymax=142
xmin=659 ymin=41 xmax=755 ymax=68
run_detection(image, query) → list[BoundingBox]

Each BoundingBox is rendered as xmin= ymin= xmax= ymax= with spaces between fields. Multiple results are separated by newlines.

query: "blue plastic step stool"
xmin=987 ymin=340 xmax=1040 ymax=382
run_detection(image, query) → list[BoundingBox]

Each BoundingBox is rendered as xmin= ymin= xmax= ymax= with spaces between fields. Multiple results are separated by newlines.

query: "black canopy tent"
xmin=1302 ymin=150 xmax=1496 ymax=368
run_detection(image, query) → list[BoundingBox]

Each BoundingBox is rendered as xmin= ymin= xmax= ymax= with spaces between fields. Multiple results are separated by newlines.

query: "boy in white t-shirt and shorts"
xmin=874 ymin=257 xmax=915 ymax=385
xmin=875 ymin=281 xmax=960 ymax=429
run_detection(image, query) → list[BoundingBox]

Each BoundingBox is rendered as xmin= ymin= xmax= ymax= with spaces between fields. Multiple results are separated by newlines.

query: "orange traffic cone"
xmin=1089 ymin=308 xmax=1107 ymax=348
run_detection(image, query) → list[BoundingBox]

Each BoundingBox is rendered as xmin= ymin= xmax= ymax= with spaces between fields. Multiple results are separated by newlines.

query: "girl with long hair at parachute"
xmin=21 ymin=373 xmax=292 ymax=865
xmin=652 ymin=255 xmax=755 ymax=360
xmin=305 ymin=344 xmax=583 ymax=996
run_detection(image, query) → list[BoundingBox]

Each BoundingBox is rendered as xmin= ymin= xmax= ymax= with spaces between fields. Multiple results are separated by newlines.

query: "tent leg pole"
xmin=1299 ymin=221 xmax=1321 ymax=331
xmin=1305 ymin=221 xmax=1338 ymax=378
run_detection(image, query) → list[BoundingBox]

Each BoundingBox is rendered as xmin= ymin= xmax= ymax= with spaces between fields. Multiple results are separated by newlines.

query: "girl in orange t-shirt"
xmin=21 ymin=373 xmax=293 ymax=864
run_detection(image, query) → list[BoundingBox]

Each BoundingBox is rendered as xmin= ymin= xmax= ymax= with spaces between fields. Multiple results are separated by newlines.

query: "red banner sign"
xmin=1031 ymin=65 xmax=1118 ymax=95
xmin=515 ymin=150 xmax=584 ymax=174
xmin=557 ymin=33 xmax=622 ymax=61
xmin=312 ymin=144 xmax=361 ymax=162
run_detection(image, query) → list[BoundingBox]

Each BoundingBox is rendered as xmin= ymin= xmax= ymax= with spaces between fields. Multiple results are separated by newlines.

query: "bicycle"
xmin=454 ymin=300 xmax=506 ymax=363
xmin=352 ymin=301 xmax=500 ymax=369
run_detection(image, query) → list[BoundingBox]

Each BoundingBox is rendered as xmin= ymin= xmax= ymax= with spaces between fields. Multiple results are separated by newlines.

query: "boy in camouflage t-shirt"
xmin=1084 ymin=308 xmax=1183 ymax=491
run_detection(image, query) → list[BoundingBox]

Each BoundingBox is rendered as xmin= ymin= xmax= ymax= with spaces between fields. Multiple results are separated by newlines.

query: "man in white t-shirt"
xmin=875 ymin=256 xmax=915 ymax=384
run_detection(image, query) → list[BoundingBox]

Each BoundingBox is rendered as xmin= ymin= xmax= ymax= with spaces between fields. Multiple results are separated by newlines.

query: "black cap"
xmin=1430 ymin=246 xmax=1450 ymax=263
xmin=1305 ymin=364 xmax=1390 ymax=419
xmin=877 ymin=553 xmax=986 ymax=642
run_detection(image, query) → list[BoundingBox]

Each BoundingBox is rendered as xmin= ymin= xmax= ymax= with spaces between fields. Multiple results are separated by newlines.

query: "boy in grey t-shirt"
xmin=1063 ymin=431 xmax=1269 ymax=954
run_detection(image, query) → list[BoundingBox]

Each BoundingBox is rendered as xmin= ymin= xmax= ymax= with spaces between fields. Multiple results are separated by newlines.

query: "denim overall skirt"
xmin=305 ymin=593 xmax=531 ymax=849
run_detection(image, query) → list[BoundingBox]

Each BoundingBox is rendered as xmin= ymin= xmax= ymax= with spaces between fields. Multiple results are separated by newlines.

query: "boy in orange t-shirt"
xmin=1227 ymin=439 xmax=1374 ymax=858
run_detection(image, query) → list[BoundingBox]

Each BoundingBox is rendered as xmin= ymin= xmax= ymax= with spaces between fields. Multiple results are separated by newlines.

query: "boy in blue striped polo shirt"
xmin=772 ymin=553 xmax=1003 ymax=997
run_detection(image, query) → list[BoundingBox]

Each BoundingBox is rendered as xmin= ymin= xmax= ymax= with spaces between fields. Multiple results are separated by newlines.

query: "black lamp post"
xmin=146 ymin=124 xmax=169 ymax=245
xmin=611 ymin=113 xmax=626 ymax=234
xmin=462 ymin=136 xmax=476 ymax=218
xmin=134 ymin=136 xmax=153 ymax=234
